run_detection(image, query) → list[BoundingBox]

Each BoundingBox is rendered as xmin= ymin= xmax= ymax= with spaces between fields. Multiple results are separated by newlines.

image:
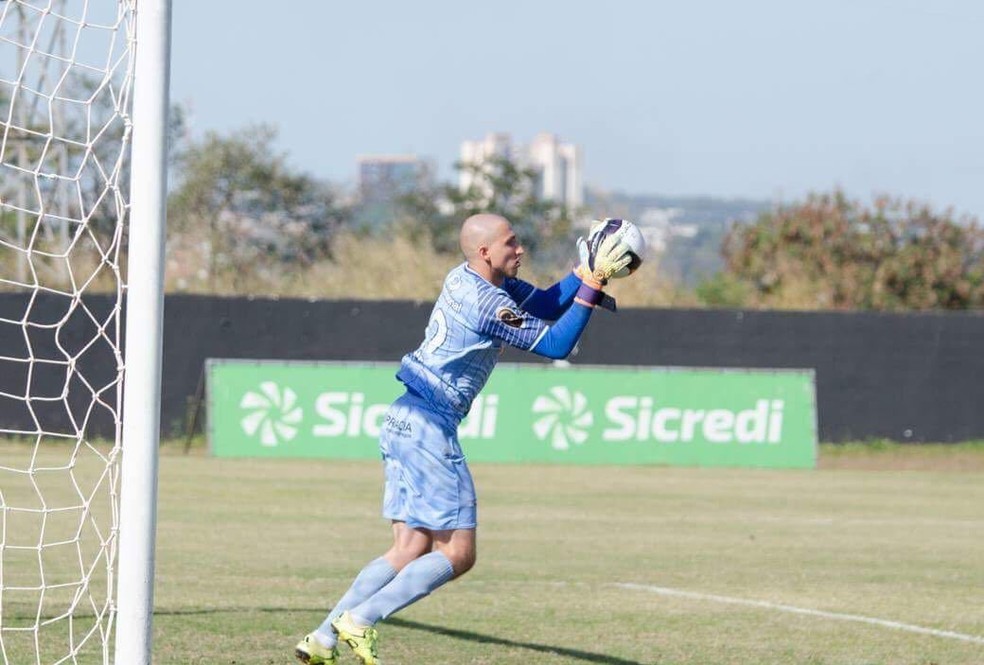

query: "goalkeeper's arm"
xmin=514 ymin=268 xmax=618 ymax=319
xmin=507 ymin=223 xmax=632 ymax=321
xmin=515 ymin=271 xmax=582 ymax=320
xmin=528 ymin=280 xmax=605 ymax=360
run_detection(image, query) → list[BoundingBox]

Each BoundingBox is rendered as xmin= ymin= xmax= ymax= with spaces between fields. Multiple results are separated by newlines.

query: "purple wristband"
xmin=575 ymin=281 xmax=604 ymax=306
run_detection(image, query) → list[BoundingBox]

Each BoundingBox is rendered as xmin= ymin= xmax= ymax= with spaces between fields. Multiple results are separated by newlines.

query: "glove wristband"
xmin=574 ymin=281 xmax=604 ymax=307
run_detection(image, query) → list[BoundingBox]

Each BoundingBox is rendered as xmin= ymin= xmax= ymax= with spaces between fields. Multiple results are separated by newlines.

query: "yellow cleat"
xmin=331 ymin=611 xmax=381 ymax=665
xmin=294 ymin=632 xmax=338 ymax=664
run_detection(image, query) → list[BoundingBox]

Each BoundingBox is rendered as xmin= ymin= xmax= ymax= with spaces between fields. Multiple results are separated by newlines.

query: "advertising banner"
xmin=207 ymin=360 xmax=817 ymax=468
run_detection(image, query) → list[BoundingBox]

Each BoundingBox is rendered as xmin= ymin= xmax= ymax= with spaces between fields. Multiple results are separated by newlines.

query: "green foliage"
xmin=399 ymin=155 xmax=576 ymax=263
xmin=695 ymin=271 xmax=752 ymax=307
xmin=720 ymin=190 xmax=984 ymax=310
xmin=167 ymin=124 xmax=348 ymax=291
xmin=0 ymin=71 xmax=132 ymax=289
xmin=148 ymin=124 xmax=984 ymax=312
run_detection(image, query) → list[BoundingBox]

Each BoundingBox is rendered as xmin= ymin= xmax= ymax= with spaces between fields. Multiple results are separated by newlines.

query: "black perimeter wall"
xmin=2 ymin=293 xmax=982 ymax=442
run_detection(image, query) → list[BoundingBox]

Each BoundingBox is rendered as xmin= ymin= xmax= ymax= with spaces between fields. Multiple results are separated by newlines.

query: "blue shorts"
xmin=379 ymin=391 xmax=477 ymax=531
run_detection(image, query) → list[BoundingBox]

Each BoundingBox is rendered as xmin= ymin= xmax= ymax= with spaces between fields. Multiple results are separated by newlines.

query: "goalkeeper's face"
xmin=488 ymin=224 xmax=525 ymax=279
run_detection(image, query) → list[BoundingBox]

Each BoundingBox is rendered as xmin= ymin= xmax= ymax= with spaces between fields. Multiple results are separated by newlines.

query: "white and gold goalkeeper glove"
xmin=575 ymin=220 xmax=633 ymax=286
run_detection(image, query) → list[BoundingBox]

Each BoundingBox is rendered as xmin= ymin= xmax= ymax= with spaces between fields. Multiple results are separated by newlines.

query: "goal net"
xmin=0 ymin=1 xmax=143 ymax=663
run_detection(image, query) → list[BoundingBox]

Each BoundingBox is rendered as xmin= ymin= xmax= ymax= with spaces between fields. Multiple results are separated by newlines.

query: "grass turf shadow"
xmin=147 ymin=607 xmax=648 ymax=663
xmin=388 ymin=617 xmax=646 ymax=665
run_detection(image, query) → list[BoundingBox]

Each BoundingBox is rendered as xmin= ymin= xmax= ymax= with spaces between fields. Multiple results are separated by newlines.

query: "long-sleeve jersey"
xmin=396 ymin=263 xmax=590 ymax=420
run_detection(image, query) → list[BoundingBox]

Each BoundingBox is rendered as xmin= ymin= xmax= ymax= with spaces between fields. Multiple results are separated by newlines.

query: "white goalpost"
xmin=0 ymin=1 xmax=171 ymax=663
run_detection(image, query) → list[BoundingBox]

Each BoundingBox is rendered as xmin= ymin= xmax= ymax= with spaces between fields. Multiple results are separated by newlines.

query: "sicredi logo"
xmin=239 ymin=382 xmax=303 ymax=447
xmin=240 ymin=384 xmax=786 ymax=447
xmin=216 ymin=364 xmax=812 ymax=467
xmin=528 ymin=390 xmax=785 ymax=449
xmin=531 ymin=386 xmax=593 ymax=450
xmin=601 ymin=397 xmax=784 ymax=443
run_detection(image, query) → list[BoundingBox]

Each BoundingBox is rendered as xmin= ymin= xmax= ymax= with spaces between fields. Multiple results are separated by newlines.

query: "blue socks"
xmin=349 ymin=551 xmax=455 ymax=626
xmin=315 ymin=557 xmax=397 ymax=646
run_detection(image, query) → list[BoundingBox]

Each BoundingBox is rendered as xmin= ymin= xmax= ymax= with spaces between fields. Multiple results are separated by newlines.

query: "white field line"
xmin=614 ymin=583 xmax=984 ymax=646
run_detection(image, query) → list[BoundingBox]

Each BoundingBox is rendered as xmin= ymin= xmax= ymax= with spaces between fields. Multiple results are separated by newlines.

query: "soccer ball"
xmin=587 ymin=218 xmax=646 ymax=279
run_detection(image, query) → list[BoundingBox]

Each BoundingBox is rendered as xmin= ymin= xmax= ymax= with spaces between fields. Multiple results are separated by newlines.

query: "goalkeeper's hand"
xmin=575 ymin=221 xmax=633 ymax=286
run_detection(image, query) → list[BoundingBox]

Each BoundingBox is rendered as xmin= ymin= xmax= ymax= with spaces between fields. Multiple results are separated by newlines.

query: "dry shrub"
xmin=157 ymin=227 xmax=692 ymax=306
xmin=289 ymin=231 xmax=458 ymax=300
xmin=602 ymin=260 xmax=699 ymax=309
xmin=164 ymin=229 xmax=457 ymax=300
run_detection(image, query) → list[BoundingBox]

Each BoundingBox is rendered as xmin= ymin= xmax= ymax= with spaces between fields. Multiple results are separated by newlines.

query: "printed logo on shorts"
xmin=384 ymin=414 xmax=413 ymax=437
xmin=496 ymin=306 xmax=524 ymax=328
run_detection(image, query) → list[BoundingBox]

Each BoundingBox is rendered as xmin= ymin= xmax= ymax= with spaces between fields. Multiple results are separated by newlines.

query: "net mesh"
xmin=0 ymin=1 xmax=136 ymax=662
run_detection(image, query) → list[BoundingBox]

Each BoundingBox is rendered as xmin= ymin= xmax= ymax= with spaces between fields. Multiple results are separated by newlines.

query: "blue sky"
xmin=170 ymin=0 xmax=984 ymax=218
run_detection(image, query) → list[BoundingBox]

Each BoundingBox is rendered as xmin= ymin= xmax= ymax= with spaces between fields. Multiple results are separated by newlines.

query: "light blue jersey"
xmin=396 ymin=263 xmax=548 ymax=421
xmin=381 ymin=263 xmax=591 ymax=531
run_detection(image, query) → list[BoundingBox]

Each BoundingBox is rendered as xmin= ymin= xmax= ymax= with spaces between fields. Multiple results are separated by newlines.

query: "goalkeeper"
xmin=295 ymin=213 xmax=635 ymax=665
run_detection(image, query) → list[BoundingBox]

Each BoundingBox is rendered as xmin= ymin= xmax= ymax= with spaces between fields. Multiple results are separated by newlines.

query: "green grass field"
xmin=2 ymin=442 xmax=983 ymax=664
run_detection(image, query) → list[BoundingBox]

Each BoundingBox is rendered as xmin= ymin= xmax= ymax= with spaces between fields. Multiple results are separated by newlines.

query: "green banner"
xmin=207 ymin=360 xmax=817 ymax=468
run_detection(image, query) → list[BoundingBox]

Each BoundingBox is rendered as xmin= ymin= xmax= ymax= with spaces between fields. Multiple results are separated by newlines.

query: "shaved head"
xmin=459 ymin=213 xmax=510 ymax=261
xmin=459 ymin=213 xmax=524 ymax=285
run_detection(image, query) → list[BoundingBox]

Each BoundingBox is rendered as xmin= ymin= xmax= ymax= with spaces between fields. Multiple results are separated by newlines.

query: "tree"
xmin=399 ymin=154 xmax=577 ymax=262
xmin=717 ymin=190 xmax=984 ymax=310
xmin=0 ymin=70 xmax=135 ymax=289
xmin=167 ymin=124 xmax=348 ymax=291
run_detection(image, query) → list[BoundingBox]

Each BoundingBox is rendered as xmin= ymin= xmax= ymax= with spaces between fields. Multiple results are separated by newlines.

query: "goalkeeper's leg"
xmin=343 ymin=528 xmax=472 ymax=627
xmin=329 ymin=533 xmax=470 ymax=663
xmin=311 ymin=556 xmax=398 ymax=647
xmin=296 ymin=555 xmax=398 ymax=662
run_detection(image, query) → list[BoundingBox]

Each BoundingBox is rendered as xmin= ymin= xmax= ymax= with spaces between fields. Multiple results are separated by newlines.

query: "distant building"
xmin=637 ymin=207 xmax=698 ymax=253
xmin=357 ymin=154 xmax=430 ymax=203
xmin=458 ymin=132 xmax=583 ymax=209
xmin=459 ymin=132 xmax=516 ymax=168
xmin=355 ymin=154 xmax=432 ymax=226
xmin=527 ymin=133 xmax=583 ymax=209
